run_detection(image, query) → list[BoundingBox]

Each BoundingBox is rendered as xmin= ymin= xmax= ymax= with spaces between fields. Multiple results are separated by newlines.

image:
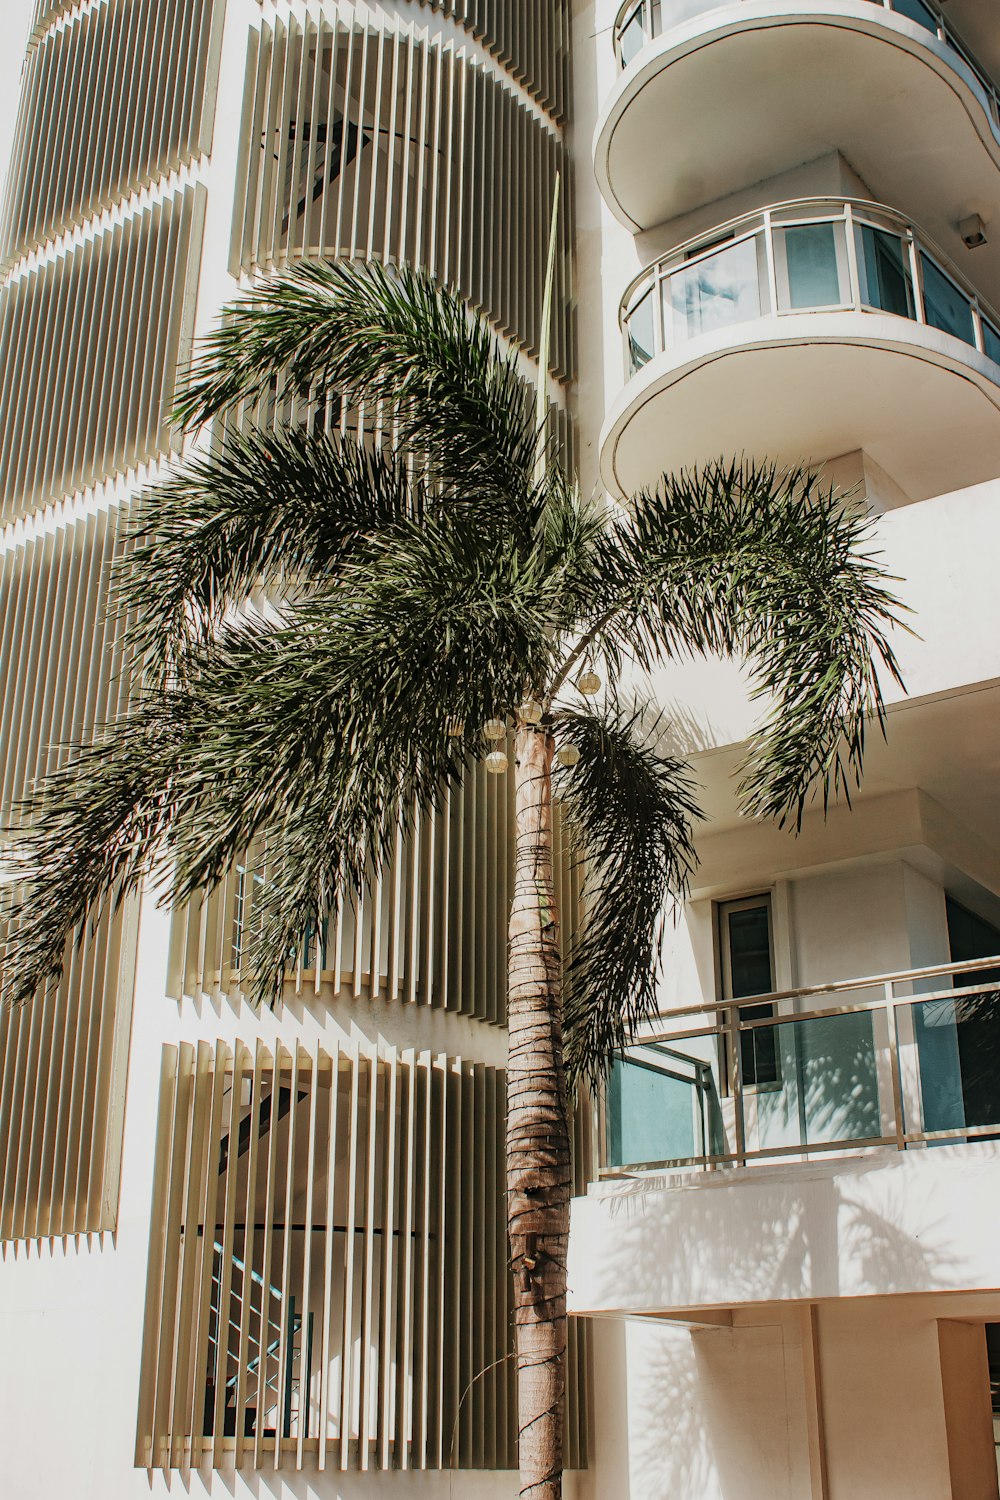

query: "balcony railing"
xmin=613 ymin=0 xmax=1000 ymax=130
xmin=603 ymin=954 xmax=1000 ymax=1175
xmin=621 ymin=197 xmax=1000 ymax=378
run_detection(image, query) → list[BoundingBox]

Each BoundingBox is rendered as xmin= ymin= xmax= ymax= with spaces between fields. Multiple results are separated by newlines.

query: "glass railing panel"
xmin=606 ymin=1035 xmax=726 ymax=1167
xmin=662 ymin=234 xmax=765 ymax=345
xmin=908 ymin=988 xmax=1000 ymax=1134
xmin=776 ymin=220 xmax=849 ymax=310
xmin=743 ymin=1010 xmax=882 ymax=1153
xmin=856 ymin=224 xmax=915 ymax=318
xmin=919 ymin=251 xmax=976 ymax=347
xmin=891 ymin=0 xmax=940 ymax=35
xmin=626 ymin=285 xmax=656 ymax=372
xmin=618 ymin=4 xmax=649 ymax=66
xmin=983 ymin=318 xmax=1000 ymax=366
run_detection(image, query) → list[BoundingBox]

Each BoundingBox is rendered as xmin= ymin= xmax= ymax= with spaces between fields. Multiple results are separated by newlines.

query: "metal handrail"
xmin=620 ymin=196 xmax=1000 ymax=378
xmin=612 ymin=0 xmax=1000 ymax=129
xmin=601 ymin=954 xmax=1000 ymax=1178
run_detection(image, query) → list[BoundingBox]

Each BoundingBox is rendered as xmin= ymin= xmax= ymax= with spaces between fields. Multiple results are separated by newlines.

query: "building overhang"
xmin=600 ymin=312 xmax=1000 ymax=501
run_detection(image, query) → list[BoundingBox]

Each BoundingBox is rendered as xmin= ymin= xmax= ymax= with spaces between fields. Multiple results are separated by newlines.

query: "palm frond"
xmin=119 ymin=425 xmax=422 ymax=675
xmin=1 ymin=703 xmax=186 ymax=1008
xmin=594 ymin=458 xmax=907 ymax=828
xmin=554 ymin=699 xmax=702 ymax=1088
xmin=175 ymin=260 xmax=540 ymax=508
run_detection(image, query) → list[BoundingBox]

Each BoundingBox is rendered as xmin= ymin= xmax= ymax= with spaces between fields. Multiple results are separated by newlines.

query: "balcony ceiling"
xmin=596 ymin=2 xmax=1000 ymax=310
xmin=940 ymin=0 xmax=1000 ymax=82
xmin=600 ymin=312 xmax=1000 ymax=502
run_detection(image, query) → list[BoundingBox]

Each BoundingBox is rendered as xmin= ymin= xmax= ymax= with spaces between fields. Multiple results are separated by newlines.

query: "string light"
xmin=519 ymin=699 xmax=543 ymax=725
xmin=483 ymin=718 xmax=506 ymax=740
xmin=556 ymin=744 xmax=581 ymax=768
xmin=576 ymin=669 xmax=601 ymax=696
xmin=485 ymin=750 xmax=509 ymax=775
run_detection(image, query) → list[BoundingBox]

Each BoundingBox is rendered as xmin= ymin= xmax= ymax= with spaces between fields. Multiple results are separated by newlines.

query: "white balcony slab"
xmin=569 ymin=1141 xmax=1000 ymax=1314
xmin=601 ymin=310 xmax=1000 ymax=500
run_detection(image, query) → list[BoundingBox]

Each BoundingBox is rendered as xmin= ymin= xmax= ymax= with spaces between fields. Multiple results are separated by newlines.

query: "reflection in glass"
xmin=607 ymin=1038 xmax=725 ymax=1167
xmin=618 ymin=6 xmax=647 ymax=66
xmin=748 ymin=1011 xmax=881 ymax=1153
xmin=920 ymin=252 xmax=975 ymax=347
xmin=983 ymin=320 xmax=1000 ymax=366
xmin=664 ymin=236 xmax=762 ymax=344
xmin=857 ymin=225 xmax=914 ymax=318
xmin=912 ymin=990 xmax=1000 ymax=1133
xmin=780 ymin=222 xmax=844 ymax=310
xmin=626 ymin=287 xmax=656 ymax=372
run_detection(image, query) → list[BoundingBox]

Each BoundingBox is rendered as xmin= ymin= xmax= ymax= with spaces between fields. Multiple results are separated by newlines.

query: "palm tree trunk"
xmin=507 ymin=722 xmax=572 ymax=1500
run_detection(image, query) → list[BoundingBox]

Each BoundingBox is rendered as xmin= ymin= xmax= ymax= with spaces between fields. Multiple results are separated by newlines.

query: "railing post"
xmin=727 ymin=1011 xmax=747 ymax=1166
xmin=762 ymin=210 xmax=778 ymax=315
xmin=882 ymin=982 xmax=907 ymax=1151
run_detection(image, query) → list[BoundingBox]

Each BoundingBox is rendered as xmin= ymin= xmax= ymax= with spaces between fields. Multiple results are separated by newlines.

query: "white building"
xmin=1 ymin=1 xmax=999 ymax=1497
xmin=571 ymin=2 xmax=1000 ymax=1497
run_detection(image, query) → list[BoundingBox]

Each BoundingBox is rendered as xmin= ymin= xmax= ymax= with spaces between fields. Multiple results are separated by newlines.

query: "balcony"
xmin=600 ymin=198 xmax=1000 ymax=500
xmin=569 ymin=955 xmax=1000 ymax=1316
xmin=596 ymin=0 xmax=1000 ymax=301
xmin=602 ymin=954 xmax=1000 ymax=1176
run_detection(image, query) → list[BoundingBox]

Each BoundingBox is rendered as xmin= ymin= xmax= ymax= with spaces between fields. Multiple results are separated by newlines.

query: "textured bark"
xmin=507 ymin=723 xmax=572 ymax=1500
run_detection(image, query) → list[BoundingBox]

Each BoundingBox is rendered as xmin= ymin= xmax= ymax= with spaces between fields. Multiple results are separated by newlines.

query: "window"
xmin=719 ymin=896 xmax=780 ymax=1088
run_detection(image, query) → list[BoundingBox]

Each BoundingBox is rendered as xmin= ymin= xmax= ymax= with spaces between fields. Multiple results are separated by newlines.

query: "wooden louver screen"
xmin=0 ymin=902 xmax=138 ymax=1242
xmin=167 ymin=766 xmax=583 ymax=1029
xmin=0 ymin=185 xmax=206 ymax=524
xmin=137 ymin=1039 xmax=593 ymax=1471
xmin=231 ymin=15 xmax=576 ymax=383
xmin=5 ymin=0 xmax=223 ymax=264
xmin=416 ymin=0 xmax=572 ymax=121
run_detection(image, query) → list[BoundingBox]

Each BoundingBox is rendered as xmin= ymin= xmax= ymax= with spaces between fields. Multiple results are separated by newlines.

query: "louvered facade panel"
xmin=30 ymin=0 xmax=76 ymax=33
xmin=136 ymin=1040 xmax=589 ymax=1471
xmin=0 ymin=901 xmax=138 ymax=1241
xmin=417 ymin=0 xmax=572 ymax=121
xmin=0 ymin=185 xmax=206 ymax=525
xmin=0 ymin=506 xmax=132 ymax=820
xmin=5 ymin=0 xmax=223 ymax=262
xmin=166 ymin=770 xmax=584 ymax=1029
xmin=232 ymin=16 xmax=575 ymax=381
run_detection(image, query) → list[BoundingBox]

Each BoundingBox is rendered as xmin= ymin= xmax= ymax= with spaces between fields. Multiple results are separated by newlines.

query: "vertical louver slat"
xmin=233 ymin=15 xmax=574 ymax=384
xmin=0 ymin=185 xmax=206 ymax=524
xmin=5 ymin=0 xmax=223 ymax=264
xmin=136 ymin=1043 xmax=590 ymax=1470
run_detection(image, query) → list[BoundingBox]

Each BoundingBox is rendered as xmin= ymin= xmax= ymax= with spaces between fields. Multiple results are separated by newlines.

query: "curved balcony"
xmin=596 ymin=0 xmax=1000 ymax=279
xmin=600 ymin=199 xmax=1000 ymax=501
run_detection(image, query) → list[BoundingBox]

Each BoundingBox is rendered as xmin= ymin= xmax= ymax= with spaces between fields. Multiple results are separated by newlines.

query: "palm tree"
xmin=1 ymin=260 xmax=903 ymax=1498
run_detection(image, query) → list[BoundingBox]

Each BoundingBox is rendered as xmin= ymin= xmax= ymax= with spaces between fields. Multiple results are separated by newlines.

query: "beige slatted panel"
xmin=3 ymin=0 xmax=223 ymax=263
xmin=232 ymin=15 xmax=574 ymax=382
xmin=135 ymin=1041 xmax=600 ymax=1471
xmin=0 ymin=185 xmax=206 ymax=524
xmin=249 ymin=0 xmax=572 ymax=121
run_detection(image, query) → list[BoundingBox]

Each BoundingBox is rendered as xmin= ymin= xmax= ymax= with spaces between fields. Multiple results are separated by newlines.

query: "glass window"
xmin=983 ymin=318 xmax=1000 ymax=366
xmin=778 ymin=221 xmax=845 ymax=310
xmin=892 ymin=0 xmax=940 ymax=34
xmin=857 ymin=225 xmax=915 ymax=319
xmin=626 ymin=286 xmax=656 ymax=372
xmin=664 ymin=235 xmax=762 ymax=345
xmin=920 ymin=252 xmax=976 ymax=346
xmin=720 ymin=896 xmax=780 ymax=1088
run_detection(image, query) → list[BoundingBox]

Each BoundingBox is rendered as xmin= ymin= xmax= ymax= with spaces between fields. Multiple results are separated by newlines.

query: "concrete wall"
xmin=576 ymin=1296 xmax=1000 ymax=1500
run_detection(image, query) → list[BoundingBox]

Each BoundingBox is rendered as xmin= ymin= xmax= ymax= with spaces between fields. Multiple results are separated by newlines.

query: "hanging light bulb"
xmin=446 ymin=716 xmax=465 ymax=738
xmin=485 ymin=749 xmax=509 ymax=775
xmin=519 ymin=699 xmax=543 ymax=725
xmin=576 ymin=668 xmax=601 ymax=696
xmin=556 ymin=743 xmax=581 ymax=768
xmin=483 ymin=717 xmax=507 ymax=740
